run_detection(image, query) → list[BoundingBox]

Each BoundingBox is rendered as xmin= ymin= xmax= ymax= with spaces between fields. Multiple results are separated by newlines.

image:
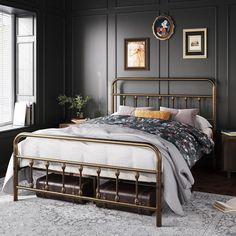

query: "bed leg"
xmin=156 ymin=212 xmax=161 ymax=227
xmin=156 ymin=150 xmax=162 ymax=227
xmin=156 ymin=184 xmax=162 ymax=227
xmin=13 ymin=153 xmax=18 ymax=201
xmin=13 ymin=168 xmax=18 ymax=201
xmin=13 ymin=187 xmax=18 ymax=201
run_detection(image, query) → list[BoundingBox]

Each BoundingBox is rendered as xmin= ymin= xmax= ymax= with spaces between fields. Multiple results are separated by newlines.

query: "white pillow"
xmin=117 ymin=105 xmax=154 ymax=116
xmin=117 ymin=106 xmax=135 ymax=116
xmin=194 ymin=115 xmax=212 ymax=130
xmin=202 ymin=127 xmax=213 ymax=139
xmin=111 ymin=112 xmax=119 ymax=116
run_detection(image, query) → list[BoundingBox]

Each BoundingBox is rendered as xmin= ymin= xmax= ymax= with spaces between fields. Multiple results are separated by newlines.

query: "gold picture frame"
xmin=152 ymin=15 xmax=175 ymax=41
xmin=124 ymin=38 xmax=149 ymax=70
xmin=183 ymin=28 xmax=207 ymax=59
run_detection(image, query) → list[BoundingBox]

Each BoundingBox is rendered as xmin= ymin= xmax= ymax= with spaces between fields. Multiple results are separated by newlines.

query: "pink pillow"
xmin=117 ymin=106 xmax=154 ymax=116
xmin=160 ymin=107 xmax=199 ymax=126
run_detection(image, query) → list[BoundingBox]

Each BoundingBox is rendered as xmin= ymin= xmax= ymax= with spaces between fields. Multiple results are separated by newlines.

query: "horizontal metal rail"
xmin=17 ymin=155 xmax=157 ymax=175
xmin=112 ymin=93 xmax=212 ymax=98
xmin=17 ymin=186 xmax=157 ymax=211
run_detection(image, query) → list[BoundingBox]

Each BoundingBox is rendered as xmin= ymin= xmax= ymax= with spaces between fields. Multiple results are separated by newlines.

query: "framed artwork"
xmin=124 ymin=38 xmax=149 ymax=70
xmin=152 ymin=15 xmax=175 ymax=40
xmin=183 ymin=28 xmax=207 ymax=59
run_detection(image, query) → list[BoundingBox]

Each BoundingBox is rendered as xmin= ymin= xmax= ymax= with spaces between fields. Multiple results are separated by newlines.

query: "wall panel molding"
xmin=71 ymin=14 xmax=108 ymax=117
xmin=10 ymin=0 xmax=38 ymax=7
xmin=68 ymin=0 xmax=236 ymax=131
xmin=171 ymin=5 xmax=217 ymax=78
xmin=44 ymin=0 xmax=65 ymax=11
xmin=227 ymin=4 xmax=236 ymax=127
xmin=71 ymin=0 xmax=108 ymax=12
xmin=226 ymin=4 xmax=230 ymax=125
xmin=116 ymin=0 xmax=159 ymax=8
xmin=168 ymin=0 xmax=199 ymax=3
xmin=168 ymin=6 xmax=217 ymax=76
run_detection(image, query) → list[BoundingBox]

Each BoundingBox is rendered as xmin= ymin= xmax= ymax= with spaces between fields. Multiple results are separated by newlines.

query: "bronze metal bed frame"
xmin=13 ymin=77 xmax=216 ymax=228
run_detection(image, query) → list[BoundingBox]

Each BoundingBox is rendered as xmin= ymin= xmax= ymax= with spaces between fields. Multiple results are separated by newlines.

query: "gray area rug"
xmin=0 ymin=178 xmax=236 ymax=236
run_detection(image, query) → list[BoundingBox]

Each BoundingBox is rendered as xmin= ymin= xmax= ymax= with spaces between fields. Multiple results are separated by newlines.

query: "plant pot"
xmin=75 ymin=113 xmax=84 ymax=119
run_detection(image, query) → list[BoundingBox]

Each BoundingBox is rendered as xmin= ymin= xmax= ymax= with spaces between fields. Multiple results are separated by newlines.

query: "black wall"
xmin=66 ymin=0 xmax=236 ymax=131
xmin=1 ymin=0 xmax=236 ymax=173
xmin=0 ymin=0 xmax=66 ymax=174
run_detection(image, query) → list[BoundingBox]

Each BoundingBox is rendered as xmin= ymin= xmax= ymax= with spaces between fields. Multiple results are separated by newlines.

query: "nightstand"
xmin=221 ymin=131 xmax=236 ymax=178
xmin=59 ymin=123 xmax=76 ymax=128
xmin=59 ymin=119 xmax=87 ymax=128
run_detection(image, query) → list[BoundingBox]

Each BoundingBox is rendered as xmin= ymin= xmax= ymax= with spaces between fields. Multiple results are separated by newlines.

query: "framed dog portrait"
xmin=152 ymin=15 xmax=175 ymax=40
xmin=183 ymin=28 xmax=207 ymax=59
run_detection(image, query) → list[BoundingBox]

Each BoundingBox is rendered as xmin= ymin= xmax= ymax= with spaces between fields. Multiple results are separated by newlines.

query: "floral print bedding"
xmin=87 ymin=115 xmax=214 ymax=167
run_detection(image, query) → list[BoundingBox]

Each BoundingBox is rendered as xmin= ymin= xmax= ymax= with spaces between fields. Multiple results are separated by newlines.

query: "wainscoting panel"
xmin=71 ymin=0 xmax=108 ymax=11
xmin=228 ymin=5 xmax=236 ymax=127
xmin=116 ymin=11 xmax=159 ymax=77
xmin=8 ymin=0 xmax=38 ymax=7
xmin=169 ymin=6 xmax=216 ymax=77
xmin=44 ymin=0 xmax=66 ymax=11
xmin=67 ymin=0 xmax=236 ymax=130
xmin=44 ymin=13 xmax=65 ymax=126
xmin=72 ymin=14 xmax=108 ymax=117
xmin=168 ymin=0 xmax=199 ymax=3
xmin=0 ymin=135 xmax=14 ymax=174
xmin=116 ymin=0 xmax=159 ymax=8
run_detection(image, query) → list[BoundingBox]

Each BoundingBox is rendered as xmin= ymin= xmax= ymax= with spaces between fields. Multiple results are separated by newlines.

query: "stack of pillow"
xmin=113 ymin=105 xmax=213 ymax=136
xmin=115 ymin=105 xmax=171 ymax=120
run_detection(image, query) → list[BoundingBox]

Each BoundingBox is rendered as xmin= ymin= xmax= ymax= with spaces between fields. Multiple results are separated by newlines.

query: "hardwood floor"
xmin=192 ymin=167 xmax=236 ymax=196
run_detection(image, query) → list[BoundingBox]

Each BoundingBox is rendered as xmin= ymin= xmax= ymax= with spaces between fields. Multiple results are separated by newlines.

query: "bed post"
xmin=13 ymin=135 xmax=20 ymax=201
xmin=156 ymin=148 xmax=162 ymax=227
xmin=112 ymin=79 xmax=117 ymax=113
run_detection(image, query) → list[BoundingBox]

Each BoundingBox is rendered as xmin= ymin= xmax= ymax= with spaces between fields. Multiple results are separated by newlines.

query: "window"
xmin=16 ymin=15 xmax=36 ymax=101
xmin=0 ymin=12 xmax=13 ymax=126
xmin=0 ymin=9 xmax=36 ymax=127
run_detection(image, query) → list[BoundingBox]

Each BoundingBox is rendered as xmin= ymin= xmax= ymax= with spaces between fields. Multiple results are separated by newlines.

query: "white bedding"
xmin=2 ymin=123 xmax=194 ymax=215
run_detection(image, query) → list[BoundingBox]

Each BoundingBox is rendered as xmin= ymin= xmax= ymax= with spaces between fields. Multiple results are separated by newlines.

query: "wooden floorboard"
xmin=192 ymin=167 xmax=236 ymax=196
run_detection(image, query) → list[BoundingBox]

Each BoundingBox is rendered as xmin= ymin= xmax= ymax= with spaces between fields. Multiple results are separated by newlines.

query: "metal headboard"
xmin=112 ymin=77 xmax=216 ymax=132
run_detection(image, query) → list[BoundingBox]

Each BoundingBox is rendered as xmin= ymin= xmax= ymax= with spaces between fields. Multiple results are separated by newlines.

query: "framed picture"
xmin=152 ymin=15 xmax=175 ymax=40
xmin=124 ymin=38 xmax=149 ymax=70
xmin=183 ymin=28 xmax=207 ymax=59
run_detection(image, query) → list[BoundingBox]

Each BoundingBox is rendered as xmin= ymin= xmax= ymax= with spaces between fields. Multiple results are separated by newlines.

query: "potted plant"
xmin=58 ymin=94 xmax=91 ymax=119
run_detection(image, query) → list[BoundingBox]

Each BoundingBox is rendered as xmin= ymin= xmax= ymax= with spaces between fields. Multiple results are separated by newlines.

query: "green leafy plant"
xmin=58 ymin=94 xmax=91 ymax=117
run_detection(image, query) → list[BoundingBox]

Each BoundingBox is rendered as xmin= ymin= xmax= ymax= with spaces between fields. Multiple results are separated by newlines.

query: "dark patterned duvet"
xmin=87 ymin=115 xmax=214 ymax=167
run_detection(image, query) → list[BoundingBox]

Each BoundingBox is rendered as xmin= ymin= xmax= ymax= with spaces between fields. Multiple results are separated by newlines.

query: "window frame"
xmin=0 ymin=11 xmax=36 ymax=128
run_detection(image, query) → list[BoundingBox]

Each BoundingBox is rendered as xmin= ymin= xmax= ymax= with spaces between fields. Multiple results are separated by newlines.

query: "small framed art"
xmin=124 ymin=38 xmax=149 ymax=70
xmin=152 ymin=15 xmax=175 ymax=40
xmin=183 ymin=28 xmax=207 ymax=59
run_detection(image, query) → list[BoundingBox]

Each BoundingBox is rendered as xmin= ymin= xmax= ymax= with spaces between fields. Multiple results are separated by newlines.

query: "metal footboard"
xmin=13 ymin=132 xmax=162 ymax=227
